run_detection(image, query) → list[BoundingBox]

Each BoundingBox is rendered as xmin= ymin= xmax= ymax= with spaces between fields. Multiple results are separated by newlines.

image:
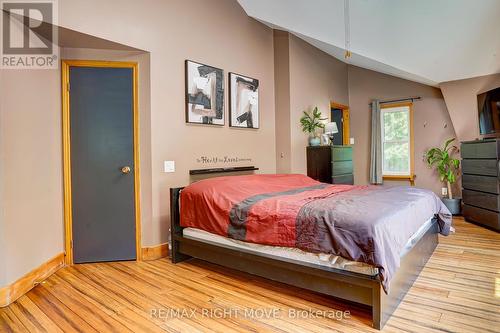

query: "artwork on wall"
xmin=229 ymin=72 xmax=259 ymax=129
xmin=185 ymin=60 xmax=224 ymax=125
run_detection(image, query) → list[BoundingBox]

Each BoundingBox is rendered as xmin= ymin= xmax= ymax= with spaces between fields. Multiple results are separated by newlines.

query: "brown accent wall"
xmin=274 ymin=32 xmax=349 ymax=173
xmin=64 ymin=0 xmax=275 ymax=247
xmin=348 ymin=66 xmax=457 ymax=194
xmin=0 ymin=0 xmax=465 ymax=288
xmin=0 ymin=68 xmax=63 ymax=286
xmin=274 ymin=30 xmax=292 ymax=173
xmin=440 ymin=73 xmax=500 ymax=142
xmin=0 ymin=0 xmax=276 ymax=287
xmin=0 ymin=71 xmax=5 ymax=286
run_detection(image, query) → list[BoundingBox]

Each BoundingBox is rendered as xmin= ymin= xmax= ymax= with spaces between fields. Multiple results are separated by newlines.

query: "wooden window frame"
xmin=381 ymin=102 xmax=415 ymax=185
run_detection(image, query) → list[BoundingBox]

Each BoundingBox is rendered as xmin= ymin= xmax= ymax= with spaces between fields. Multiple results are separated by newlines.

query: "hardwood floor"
xmin=1 ymin=217 xmax=499 ymax=332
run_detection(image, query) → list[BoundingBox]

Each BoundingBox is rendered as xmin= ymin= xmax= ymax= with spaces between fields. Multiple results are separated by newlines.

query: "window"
xmin=381 ymin=103 xmax=414 ymax=178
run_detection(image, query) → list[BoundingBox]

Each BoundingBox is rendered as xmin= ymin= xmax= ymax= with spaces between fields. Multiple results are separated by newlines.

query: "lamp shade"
xmin=324 ymin=122 xmax=339 ymax=134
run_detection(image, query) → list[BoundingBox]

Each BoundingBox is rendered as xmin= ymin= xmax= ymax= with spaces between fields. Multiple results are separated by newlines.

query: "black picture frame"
xmin=229 ymin=72 xmax=259 ymax=129
xmin=185 ymin=60 xmax=224 ymax=126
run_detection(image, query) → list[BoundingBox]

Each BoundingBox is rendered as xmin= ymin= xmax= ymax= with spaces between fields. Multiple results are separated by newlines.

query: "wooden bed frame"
xmin=169 ymin=187 xmax=439 ymax=330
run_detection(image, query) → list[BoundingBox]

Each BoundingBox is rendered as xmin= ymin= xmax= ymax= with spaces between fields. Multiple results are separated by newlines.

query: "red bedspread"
xmin=180 ymin=174 xmax=451 ymax=293
xmin=180 ymin=174 xmax=354 ymax=246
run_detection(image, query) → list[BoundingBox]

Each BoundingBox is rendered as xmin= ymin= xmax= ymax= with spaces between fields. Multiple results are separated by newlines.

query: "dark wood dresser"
xmin=461 ymin=139 xmax=500 ymax=231
xmin=306 ymin=145 xmax=354 ymax=184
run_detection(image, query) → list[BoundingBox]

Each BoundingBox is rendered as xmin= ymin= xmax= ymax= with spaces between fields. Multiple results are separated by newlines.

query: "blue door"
xmin=69 ymin=66 xmax=136 ymax=263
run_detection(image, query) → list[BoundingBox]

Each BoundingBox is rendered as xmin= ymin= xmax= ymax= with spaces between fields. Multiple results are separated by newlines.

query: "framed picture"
xmin=229 ymin=72 xmax=259 ymax=129
xmin=185 ymin=60 xmax=224 ymax=125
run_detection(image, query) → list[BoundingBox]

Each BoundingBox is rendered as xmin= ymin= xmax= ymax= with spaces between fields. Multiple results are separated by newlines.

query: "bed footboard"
xmin=377 ymin=219 xmax=439 ymax=328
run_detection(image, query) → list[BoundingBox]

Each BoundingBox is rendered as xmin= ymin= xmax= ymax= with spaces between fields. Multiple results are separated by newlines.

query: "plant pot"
xmin=441 ymin=197 xmax=462 ymax=215
xmin=309 ymin=136 xmax=321 ymax=146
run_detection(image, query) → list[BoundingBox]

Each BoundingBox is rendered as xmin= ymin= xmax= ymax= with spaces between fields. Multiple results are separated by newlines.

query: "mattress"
xmin=182 ymin=217 xmax=435 ymax=276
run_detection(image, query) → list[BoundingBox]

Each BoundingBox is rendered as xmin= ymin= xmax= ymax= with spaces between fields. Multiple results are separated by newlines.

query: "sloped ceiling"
xmin=238 ymin=0 xmax=500 ymax=86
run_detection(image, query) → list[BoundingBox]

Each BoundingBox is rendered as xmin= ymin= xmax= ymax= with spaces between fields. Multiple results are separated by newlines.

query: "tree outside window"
xmin=381 ymin=104 xmax=413 ymax=177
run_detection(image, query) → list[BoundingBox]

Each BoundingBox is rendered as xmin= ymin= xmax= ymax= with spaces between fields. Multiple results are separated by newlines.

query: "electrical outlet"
xmin=164 ymin=161 xmax=175 ymax=173
xmin=441 ymin=187 xmax=448 ymax=197
xmin=349 ymin=137 xmax=355 ymax=145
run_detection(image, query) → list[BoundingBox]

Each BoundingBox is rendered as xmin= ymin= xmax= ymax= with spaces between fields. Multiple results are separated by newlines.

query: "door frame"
xmin=330 ymin=102 xmax=350 ymax=145
xmin=61 ymin=60 xmax=141 ymax=265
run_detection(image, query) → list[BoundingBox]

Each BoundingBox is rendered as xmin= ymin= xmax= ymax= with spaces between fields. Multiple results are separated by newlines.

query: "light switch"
xmin=349 ymin=137 xmax=355 ymax=145
xmin=164 ymin=161 xmax=175 ymax=173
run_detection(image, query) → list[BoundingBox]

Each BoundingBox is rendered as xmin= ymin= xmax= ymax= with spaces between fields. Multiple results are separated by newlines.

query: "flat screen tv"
xmin=478 ymin=87 xmax=500 ymax=136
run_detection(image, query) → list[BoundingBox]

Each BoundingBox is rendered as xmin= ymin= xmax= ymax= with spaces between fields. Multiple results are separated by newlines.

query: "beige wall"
xmin=0 ymin=68 xmax=5 ymax=286
xmin=59 ymin=0 xmax=276 ymax=247
xmin=348 ymin=66 xmax=457 ymax=195
xmin=0 ymin=0 xmax=277 ymax=287
xmin=274 ymin=30 xmax=292 ymax=173
xmin=274 ymin=32 xmax=349 ymax=174
xmin=274 ymin=34 xmax=455 ymax=194
xmin=0 ymin=47 xmax=153 ymax=287
xmin=0 ymin=0 xmax=466 ymax=288
xmin=289 ymin=35 xmax=349 ymax=173
xmin=440 ymin=73 xmax=500 ymax=142
xmin=0 ymin=68 xmax=63 ymax=286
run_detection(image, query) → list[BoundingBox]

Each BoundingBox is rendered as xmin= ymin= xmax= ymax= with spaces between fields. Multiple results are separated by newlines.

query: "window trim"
xmin=380 ymin=102 xmax=414 ymax=182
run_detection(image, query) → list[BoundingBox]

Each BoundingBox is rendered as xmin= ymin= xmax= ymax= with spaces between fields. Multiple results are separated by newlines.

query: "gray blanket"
xmin=295 ymin=185 xmax=452 ymax=293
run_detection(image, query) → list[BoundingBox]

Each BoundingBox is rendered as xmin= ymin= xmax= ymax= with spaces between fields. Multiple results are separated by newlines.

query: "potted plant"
xmin=425 ymin=138 xmax=461 ymax=215
xmin=300 ymin=107 xmax=326 ymax=146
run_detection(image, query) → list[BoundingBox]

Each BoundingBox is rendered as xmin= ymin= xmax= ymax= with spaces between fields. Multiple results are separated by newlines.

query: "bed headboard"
xmin=169 ymin=187 xmax=183 ymax=237
xmin=189 ymin=166 xmax=259 ymax=175
xmin=170 ymin=166 xmax=258 ymax=261
xmin=170 ymin=187 xmax=190 ymax=262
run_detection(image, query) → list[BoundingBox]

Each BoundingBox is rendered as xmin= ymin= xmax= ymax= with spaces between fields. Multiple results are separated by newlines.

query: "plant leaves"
xmin=425 ymin=137 xmax=460 ymax=185
xmin=443 ymin=138 xmax=455 ymax=151
xmin=300 ymin=107 xmax=325 ymax=134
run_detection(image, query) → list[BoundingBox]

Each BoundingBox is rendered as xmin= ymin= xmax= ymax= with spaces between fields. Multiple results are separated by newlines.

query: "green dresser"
xmin=331 ymin=145 xmax=354 ymax=184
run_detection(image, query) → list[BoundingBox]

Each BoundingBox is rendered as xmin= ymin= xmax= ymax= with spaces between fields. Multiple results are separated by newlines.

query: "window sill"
xmin=383 ymin=175 xmax=413 ymax=180
xmin=383 ymin=174 xmax=415 ymax=185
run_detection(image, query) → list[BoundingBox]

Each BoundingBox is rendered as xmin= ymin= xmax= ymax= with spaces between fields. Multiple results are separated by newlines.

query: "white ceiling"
xmin=238 ymin=0 xmax=500 ymax=86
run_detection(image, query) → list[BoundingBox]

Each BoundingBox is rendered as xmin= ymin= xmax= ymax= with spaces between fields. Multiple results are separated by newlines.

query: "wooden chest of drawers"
xmin=306 ymin=145 xmax=354 ymax=185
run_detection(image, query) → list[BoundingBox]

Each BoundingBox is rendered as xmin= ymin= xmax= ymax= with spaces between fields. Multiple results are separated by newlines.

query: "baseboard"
xmin=141 ymin=243 xmax=169 ymax=261
xmin=0 ymin=252 xmax=65 ymax=307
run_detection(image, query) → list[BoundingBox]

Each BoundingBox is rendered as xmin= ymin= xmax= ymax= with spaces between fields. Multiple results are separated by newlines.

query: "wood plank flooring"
xmin=1 ymin=217 xmax=499 ymax=332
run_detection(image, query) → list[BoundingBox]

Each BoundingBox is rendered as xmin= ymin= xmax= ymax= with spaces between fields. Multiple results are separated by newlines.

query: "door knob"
xmin=121 ymin=166 xmax=131 ymax=174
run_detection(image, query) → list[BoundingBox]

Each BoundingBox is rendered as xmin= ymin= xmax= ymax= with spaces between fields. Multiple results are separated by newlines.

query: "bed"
xmin=170 ymin=174 xmax=452 ymax=329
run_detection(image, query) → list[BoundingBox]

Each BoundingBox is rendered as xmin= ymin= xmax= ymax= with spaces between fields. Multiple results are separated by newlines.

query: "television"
xmin=478 ymin=87 xmax=500 ymax=136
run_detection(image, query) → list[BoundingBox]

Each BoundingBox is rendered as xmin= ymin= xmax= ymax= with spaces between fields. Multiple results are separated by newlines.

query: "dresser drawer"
xmin=463 ymin=190 xmax=500 ymax=212
xmin=332 ymin=161 xmax=353 ymax=176
xmin=332 ymin=146 xmax=352 ymax=161
xmin=463 ymin=204 xmax=500 ymax=231
xmin=462 ymin=174 xmax=499 ymax=194
xmin=462 ymin=159 xmax=498 ymax=176
xmin=461 ymin=141 xmax=499 ymax=159
xmin=332 ymin=174 xmax=353 ymax=185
